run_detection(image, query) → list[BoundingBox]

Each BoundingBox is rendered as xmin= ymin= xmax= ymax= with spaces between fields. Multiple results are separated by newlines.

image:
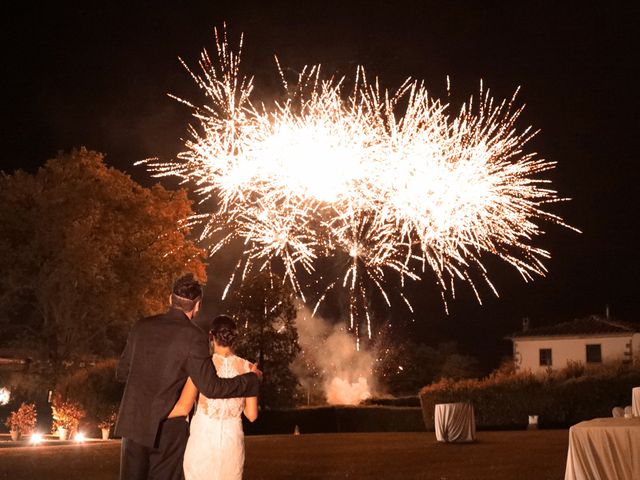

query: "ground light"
xmin=0 ymin=387 xmax=10 ymax=405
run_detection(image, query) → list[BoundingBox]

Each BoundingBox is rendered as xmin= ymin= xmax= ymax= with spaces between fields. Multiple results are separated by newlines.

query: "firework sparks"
xmin=140 ymin=28 xmax=576 ymax=337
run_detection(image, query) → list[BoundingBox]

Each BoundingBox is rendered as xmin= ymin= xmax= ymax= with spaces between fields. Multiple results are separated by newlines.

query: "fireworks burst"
xmin=140 ymin=28 xmax=576 ymax=337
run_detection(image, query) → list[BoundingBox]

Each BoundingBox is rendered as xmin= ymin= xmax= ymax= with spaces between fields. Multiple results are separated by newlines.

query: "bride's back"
xmin=195 ymin=354 xmax=251 ymax=420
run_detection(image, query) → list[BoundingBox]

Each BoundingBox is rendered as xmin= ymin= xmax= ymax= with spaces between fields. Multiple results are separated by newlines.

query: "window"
xmin=539 ymin=348 xmax=552 ymax=366
xmin=586 ymin=344 xmax=602 ymax=363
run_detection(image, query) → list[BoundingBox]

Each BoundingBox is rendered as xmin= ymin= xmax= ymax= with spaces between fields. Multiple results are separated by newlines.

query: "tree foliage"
xmin=55 ymin=359 xmax=123 ymax=425
xmin=0 ymin=148 xmax=206 ymax=365
xmin=374 ymin=327 xmax=480 ymax=396
xmin=225 ymin=272 xmax=300 ymax=408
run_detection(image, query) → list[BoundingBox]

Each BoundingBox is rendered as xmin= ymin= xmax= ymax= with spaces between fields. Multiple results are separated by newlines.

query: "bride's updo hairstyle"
xmin=210 ymin=315 xmax=239 ymax=347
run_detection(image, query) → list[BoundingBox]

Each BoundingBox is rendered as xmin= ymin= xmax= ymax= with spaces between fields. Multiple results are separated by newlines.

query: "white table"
xmin=434 ymin=402 xmax=476 ymax=443
xmin=564 ymin=417 xmax=640 ymax=480
xmin=633 ymin=387 xmax=640 ymax=417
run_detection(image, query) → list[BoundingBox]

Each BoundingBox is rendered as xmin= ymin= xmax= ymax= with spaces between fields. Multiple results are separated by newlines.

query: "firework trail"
xmin=140 ymin=28 xmax=576 ymax=337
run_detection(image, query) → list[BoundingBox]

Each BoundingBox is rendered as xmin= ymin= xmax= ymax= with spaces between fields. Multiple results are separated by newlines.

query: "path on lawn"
xmin=0 ymin=430 xmax=569 ymax=480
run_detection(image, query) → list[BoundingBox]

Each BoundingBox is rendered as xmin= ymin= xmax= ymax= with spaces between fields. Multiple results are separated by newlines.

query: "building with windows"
xmin=508 ymin=315 xmax=640 ymax=373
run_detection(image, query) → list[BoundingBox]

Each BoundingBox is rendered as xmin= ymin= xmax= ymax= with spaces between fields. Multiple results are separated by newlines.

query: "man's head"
xmin=170 ymin=273 xmax=203 ymax=317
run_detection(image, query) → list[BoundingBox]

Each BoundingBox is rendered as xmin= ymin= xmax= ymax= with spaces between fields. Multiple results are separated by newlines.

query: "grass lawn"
xmin=0 ymin=430 xmax=569 ymax=480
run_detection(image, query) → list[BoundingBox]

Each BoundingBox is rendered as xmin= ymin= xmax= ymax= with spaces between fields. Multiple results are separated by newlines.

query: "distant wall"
xmin=514 ymin=334 xmax=632 ymax=373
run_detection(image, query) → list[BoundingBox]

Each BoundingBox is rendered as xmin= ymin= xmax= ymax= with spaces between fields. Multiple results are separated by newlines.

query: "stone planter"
xmin=101 ymin=428 xmax=110 ymax=440
xmin=57 ymin=427 xmax=69 ymax=441
xmin=10 ymin=430 xmax=20 ymax=441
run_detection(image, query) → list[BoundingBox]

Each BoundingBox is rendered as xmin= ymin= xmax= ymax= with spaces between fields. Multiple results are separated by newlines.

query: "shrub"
xmin=97 ymin=409 xmax=117 ymax=430
xmin=51 ymin=394 xmax=85 ymax=434
xmin=419 ymin=362 xmax=640 ymax=430
xmin=55 ymin=359 xmax=122 ymax=430
xmin=0 ymin=370 xmax=51 ymax=429
xmin=4 ymin=402 xmax=37 ymax=434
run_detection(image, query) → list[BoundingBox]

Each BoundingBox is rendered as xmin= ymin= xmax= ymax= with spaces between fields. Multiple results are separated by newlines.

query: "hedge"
xmin=364 ymin=395 xmax=421 ymax=407
xmin=419 ymin=364 xmax=640 ymax=430
xmin=243 ymin=405 xmax=424 ymax=435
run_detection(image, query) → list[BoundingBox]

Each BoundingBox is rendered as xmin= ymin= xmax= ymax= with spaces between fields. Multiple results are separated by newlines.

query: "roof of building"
xmin=509 ymin=315 xmax=640 ymax=338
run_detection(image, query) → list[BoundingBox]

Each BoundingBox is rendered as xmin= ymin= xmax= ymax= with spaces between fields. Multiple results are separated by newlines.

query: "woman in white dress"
xmin=169 ymin=315 xmax=258 ymax=480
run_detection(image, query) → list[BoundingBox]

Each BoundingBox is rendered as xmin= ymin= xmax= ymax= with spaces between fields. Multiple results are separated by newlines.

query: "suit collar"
xmin=167 ymin=307 xmax=191 ymax=322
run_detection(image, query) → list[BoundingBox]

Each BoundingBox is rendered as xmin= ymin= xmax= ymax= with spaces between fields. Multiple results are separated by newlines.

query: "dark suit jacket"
xmin=114 ymin=307 xmax=259 ymax=447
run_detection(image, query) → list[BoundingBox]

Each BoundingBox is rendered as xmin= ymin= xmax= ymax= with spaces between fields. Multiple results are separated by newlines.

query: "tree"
xmin=374 ymin=328 xmax=480 ymax=395
xmin=55 ymin=359 xmax=123 ymax=427
xmin=225 ymin=272 xmax=300 ymax=408
xmin=437 ymin=353 xmax=480 ymax=380
xmin=0 ymin=148 xmax=206 ymax=367
xmin=373 ymin=331 xmax=441 ymax=396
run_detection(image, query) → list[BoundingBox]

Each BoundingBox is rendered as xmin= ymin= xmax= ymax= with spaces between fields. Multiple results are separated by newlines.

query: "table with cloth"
xmin=434 ymin=402 xmax=476 ymax=443
xmin=564 ymin=417 xmax=640 ymax=480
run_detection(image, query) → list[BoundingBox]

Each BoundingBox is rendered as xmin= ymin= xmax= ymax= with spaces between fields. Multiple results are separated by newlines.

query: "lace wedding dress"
xmin=183 ymin=354 xmax=252 ymax=480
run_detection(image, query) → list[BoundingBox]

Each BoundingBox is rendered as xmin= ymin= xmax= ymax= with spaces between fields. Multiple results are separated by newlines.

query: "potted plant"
xmin=97 ymin=409 xmax=117 ymax=440
xmin=51 ymin=395 xmax=85 ymax=441
xmin=4 ymin=403 xmax=38 ymax=441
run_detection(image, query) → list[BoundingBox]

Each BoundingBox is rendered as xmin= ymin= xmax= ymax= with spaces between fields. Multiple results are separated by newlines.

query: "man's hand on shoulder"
xmin=248 ymin=363 xmax=263 ymax=381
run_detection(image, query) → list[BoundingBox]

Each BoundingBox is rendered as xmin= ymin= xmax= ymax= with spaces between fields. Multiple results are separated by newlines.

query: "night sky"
xmin=2 ymin=1 xmax=638 ymax=370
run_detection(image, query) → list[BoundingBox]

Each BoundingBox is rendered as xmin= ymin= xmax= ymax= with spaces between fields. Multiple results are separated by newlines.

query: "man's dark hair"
xmin=171 ymin=273 xmax=203 ymax=312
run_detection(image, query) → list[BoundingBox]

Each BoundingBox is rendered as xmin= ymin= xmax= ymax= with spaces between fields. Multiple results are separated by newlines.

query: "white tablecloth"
xmin=632 ymin=387 xmax=640 ymax=417
xmin=434 ymin=402 xmax=476 ymax=443
xmin=564 ymin=417 xmax=640 ymax=480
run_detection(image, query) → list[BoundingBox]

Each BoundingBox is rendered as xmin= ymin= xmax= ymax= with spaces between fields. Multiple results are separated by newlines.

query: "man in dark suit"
xmin=115 ymin=274 xmax=260 ymax=480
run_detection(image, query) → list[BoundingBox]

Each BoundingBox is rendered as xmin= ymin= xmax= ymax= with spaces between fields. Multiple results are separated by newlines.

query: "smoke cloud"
xmin=293 ymin=306 xmax=376 ymax=405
